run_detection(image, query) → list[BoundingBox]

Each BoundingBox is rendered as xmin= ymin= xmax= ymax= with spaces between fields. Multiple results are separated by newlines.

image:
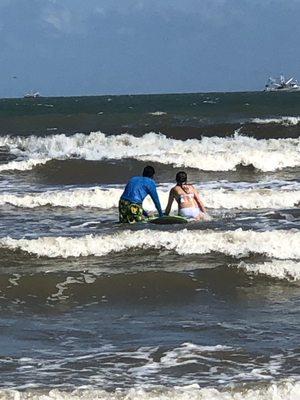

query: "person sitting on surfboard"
xmin=164 ymin=171 xmax=206 ymax=220
xmin=119 ymin=165 xmax=163 ymax=223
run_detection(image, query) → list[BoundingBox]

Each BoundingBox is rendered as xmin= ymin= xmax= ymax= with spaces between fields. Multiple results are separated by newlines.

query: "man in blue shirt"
xmin=119 ymin=165 xmax=163 ymax=223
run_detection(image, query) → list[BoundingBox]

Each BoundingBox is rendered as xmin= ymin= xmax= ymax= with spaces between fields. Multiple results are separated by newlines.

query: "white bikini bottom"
xmin=179 ymin=207 xmax=203 ymax=219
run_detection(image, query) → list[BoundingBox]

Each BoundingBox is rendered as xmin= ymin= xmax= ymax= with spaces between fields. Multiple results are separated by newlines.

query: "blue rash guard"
xmin=121 ymin=176 xmax=163 ymax=217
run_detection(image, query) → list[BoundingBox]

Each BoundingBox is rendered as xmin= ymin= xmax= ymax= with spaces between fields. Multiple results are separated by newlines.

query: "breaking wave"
xmin=0 ymin=186 xmax=300 ymax=210
xmin=251 ymin=116 xmax=300 ymax=126
xmin=0 ymin=132 xmax=299 ymax=172
xmin=237 ymin=260 xmax=300 ymax=281
xmin=0 ymin=158 xmax=49 ymax=172
xmin=0 ymin=380 xmax=299 ymax=400
xmin=1 ymin=229 xmax=299 ymax=259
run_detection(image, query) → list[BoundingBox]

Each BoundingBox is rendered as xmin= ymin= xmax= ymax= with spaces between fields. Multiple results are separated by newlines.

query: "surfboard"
xmin=148 ymin=215 xmax=188 ymax=225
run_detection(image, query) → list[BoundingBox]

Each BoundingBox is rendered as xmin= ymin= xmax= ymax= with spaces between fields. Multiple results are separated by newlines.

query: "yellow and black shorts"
xmin=119 ymin=199 xmax=145 ymax=223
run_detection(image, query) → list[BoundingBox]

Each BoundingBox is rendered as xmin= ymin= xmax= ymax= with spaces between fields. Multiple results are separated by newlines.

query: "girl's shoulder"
xmin=171 ymin=186 xmax=183 ymax=196
xmin=183 ymin=184 xmax=195 ymax=192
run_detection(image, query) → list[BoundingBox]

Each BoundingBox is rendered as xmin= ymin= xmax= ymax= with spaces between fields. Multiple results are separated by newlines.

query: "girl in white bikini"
xmin=164 ymin=171 xmax=206 ymax=220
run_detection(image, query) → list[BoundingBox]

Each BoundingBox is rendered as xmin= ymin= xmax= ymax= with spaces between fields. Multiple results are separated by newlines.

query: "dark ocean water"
xmin=1 ymin=91 xmax=300 ymax=138
xmin=0 ymin=92 xmax=299 ymax=399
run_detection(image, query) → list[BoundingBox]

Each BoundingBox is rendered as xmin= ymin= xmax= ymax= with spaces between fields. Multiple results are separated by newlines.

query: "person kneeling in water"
xmin=119 ymin=165 xmax=163 ymax=223
xmin=164 ymin=171 xmax=206 ymax=220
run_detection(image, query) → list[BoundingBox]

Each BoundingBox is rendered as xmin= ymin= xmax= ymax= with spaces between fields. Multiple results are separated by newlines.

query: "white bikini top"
xmin=179 ymin=192 xmax=195 ymax=203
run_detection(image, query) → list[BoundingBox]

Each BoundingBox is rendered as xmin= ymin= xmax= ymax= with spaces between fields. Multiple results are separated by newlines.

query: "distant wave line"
xmin=251 ymin=116 xmax=300 ymax=126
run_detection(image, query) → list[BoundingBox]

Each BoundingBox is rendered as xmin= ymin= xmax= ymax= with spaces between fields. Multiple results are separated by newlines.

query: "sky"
xmin=1 ymin=0 xmax=300 ymax=97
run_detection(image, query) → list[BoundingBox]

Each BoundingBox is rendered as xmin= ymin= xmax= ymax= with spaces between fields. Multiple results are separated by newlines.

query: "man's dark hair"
xmin=143 ymin=165 xmax=155 ymax=178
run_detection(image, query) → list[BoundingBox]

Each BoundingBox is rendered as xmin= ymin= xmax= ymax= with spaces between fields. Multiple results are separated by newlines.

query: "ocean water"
xmin=0 ymin=92 xmax=299 ymax=400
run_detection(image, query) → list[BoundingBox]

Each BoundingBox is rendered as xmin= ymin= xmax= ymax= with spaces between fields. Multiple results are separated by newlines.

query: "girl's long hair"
xmin=176 ymin=171 xmax=187 ymax=186
xmin=176 ymin=171 xmax=191 ymax=194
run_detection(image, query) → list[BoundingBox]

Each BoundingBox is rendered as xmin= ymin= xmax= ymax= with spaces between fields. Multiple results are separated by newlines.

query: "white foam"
xmin=0 ymin=186 xmax=299 ymax=210
xmin=0 ymin=158 xmax=49 ymax=172
xmin=251 ymin=116 xmax=300 ymax=126
xmin=202 ymin=188 xmax=300 ymax=210
xmin=238 ymin=260 xmax=300 ymax=281
xmin=0 ymin=380 xmax=299 ymax=400
xmin=149 ymin=111 xmax=167 ymax=115
xmin=0 ymin=187 xmax=124 ymax=209
xmin=129 ymin=342 xmax=233 ymax=379
xmin=155 ymin=342 xmax=231 ymax=368
xmin=0 ymin=132 xmax=299 ymax=172
xmin=1 ymin=229 xmax=299 ymax=259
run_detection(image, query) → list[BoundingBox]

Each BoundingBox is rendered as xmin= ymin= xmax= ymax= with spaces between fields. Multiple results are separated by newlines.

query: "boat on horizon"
xmin=264 ymin=75 xmax=300 ymax=92
xmin=23 ymin=91 xmax=41 ymax=99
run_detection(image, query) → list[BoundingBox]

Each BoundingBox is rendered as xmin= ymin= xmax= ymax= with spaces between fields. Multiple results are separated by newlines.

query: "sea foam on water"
xmin=1 ymin=229 xmax=300 ymax=261
xmin=0 ymin=380 xmax=299 ymax=400
xmin=0 ymin=186 xmax=299 ymax=210
xmin=0 ymin=132 xmax=299 ymax=172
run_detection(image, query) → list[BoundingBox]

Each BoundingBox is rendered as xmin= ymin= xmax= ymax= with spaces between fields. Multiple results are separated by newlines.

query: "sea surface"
xmin=0 ymin=92 xmax=299 ymax=399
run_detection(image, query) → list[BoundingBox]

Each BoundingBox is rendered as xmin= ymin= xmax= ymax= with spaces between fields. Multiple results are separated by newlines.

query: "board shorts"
xmin=119 ymin=199 xmax=145 ymax=223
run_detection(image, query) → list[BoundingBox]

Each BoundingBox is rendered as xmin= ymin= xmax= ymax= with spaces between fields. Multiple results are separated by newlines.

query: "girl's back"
xmin=173 ymin=184 xmax=198 ymax=209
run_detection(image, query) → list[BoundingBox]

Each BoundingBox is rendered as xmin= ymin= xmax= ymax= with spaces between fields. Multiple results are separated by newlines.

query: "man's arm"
xmin=148 ymin=182 xmax=163 ymax=217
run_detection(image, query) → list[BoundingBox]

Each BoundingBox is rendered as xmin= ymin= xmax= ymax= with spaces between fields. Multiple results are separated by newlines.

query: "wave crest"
xmin=1 ymin=229 xmax=299 ymax=259
xmin=251 ymin=116 xmax=300 ymax=126
xmin=0 ymin=132 xmax=299 ymax=172
xmin=0 ymin=158 xmax=49 ymax=172
xmin=237 ymin=260 xmax=300 ymax=281
xmin=0 ymin=186 xmax=300 ymax=210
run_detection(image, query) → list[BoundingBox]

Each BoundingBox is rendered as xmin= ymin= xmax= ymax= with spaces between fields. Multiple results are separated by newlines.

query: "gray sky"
xmin=1 ymin=0 xmax=300 ymax=97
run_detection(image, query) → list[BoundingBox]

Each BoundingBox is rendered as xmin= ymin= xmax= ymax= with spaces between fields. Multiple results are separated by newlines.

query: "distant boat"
xmin=264 ymin=75 xmax=300 ymax=92
xmin=24 ymin=91 xmax=41 ymax=98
